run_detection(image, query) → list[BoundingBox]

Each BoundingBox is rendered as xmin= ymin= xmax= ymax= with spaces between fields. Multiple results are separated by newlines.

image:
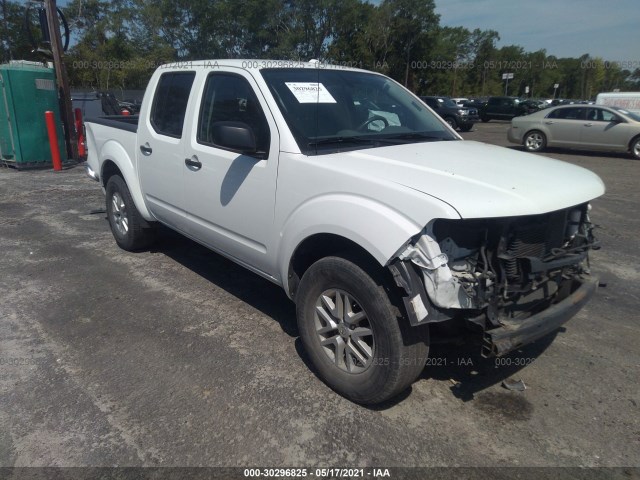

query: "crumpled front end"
xmin=389 ymin=203 xmax=600 ymax=356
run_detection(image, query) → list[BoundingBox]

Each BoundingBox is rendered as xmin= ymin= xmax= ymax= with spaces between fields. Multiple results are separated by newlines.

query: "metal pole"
xmin=44 ymin=0 xmax=78 ymax=161
xmin=45 ymin=110 xmax=63 ymax=171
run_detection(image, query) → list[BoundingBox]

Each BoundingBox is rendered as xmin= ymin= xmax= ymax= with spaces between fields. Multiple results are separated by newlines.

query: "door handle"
xmin=544 ymin=121 xmax=554 ymax=125
xmin=140 ymin=143 xmax=152 ymax=155
xmin=185 ymin=156 xmax=202 ymax=171
xmin=584 ymin=123 xmax=593 ymax=127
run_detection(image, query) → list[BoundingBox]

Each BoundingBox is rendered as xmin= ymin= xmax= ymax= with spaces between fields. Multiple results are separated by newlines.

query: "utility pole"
xmin=1 ymin=0 xmax=11 ymax=61
xmin=44 ymin=0 xmax=78 ymax=161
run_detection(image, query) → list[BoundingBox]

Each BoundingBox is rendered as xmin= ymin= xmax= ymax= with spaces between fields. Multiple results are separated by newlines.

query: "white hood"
xmin=323 ymin=140 xmax=605 ymax=219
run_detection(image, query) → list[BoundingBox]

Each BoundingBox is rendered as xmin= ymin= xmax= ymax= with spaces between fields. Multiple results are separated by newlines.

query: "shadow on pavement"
xmin=149 ymin=226 xmax=299 ymax=338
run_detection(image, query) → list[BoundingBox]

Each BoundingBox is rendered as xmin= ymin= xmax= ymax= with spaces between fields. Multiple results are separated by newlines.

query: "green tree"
xmin=382 ymin=0 xmax=439 ymax=87
xmin=1 ymin=0 xmax=38 ymax=62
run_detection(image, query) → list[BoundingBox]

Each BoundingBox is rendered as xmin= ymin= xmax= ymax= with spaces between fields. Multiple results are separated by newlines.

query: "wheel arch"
xmin=98 ymin=140 xmax=154 ymax=221
xmin=278 ymin=195 xmax=432 ymax=300
xmin=287 ymin=233 xmax=390 ymax=300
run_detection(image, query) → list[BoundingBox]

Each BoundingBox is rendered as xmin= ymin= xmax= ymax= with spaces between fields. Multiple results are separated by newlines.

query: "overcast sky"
xmin=435 ymin=0 xmax=640 ymax=61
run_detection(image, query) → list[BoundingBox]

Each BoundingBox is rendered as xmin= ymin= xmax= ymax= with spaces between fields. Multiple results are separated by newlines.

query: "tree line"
xmin=2 ymin=0 xmax=639 ymax=99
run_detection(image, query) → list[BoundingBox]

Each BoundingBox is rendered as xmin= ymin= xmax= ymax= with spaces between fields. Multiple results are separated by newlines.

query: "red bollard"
xmin=45 ymin=111 xmax=63 ymax=171
xmin=74 ymin=108 xmax=86 ymax=158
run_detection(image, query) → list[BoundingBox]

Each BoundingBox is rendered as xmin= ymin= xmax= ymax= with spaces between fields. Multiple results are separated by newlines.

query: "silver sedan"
xmin=507 ymin=105 xmax=640 ymax=159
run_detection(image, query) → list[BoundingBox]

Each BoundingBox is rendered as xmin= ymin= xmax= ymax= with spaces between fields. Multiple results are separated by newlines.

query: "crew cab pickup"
xmin=84 ymin=60 xmax=605 ymax=404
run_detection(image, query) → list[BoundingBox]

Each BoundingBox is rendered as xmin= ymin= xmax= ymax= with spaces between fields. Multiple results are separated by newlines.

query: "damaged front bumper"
xmin=389 ymin=206 xmax=601 ymax=357
xmin=482 ymin=276 xmax=598 ymax=357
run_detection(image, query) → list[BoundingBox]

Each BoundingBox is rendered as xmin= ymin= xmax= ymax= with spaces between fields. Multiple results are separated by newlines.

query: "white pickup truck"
xmin=84 ymin=60 xmax=605 ymax=404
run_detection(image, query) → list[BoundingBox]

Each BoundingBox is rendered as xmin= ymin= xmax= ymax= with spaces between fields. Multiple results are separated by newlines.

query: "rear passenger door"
xmin=182 ymin=70 xmax=280 ymax=275
xmin=138 ymin=71 xmax=196 ymax=229
xmin=544 ymin=107 xmax=586 ymax=146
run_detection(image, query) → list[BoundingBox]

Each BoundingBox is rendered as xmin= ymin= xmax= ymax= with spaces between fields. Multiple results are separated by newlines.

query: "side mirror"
xmin=609 ymin=116 xmax=622 ymax=124
xmin=212 ymin=121 xmax=257 ymax=154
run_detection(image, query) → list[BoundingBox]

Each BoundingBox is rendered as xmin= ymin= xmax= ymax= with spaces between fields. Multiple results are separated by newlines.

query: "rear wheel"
xmin=481 ymin=116 xmax=490 ymax=123
xmin=459 ymin=124 xmax=473 ymax=132
xmin=105 ymin=175 xmax=154 ymax=251
xmin=296 ymin=255 xmax=429 ymax=404
xmin=524 ymin=130 xmax=547 ymax=152
xmin=631 ymin=136 xmax=640 ymax=160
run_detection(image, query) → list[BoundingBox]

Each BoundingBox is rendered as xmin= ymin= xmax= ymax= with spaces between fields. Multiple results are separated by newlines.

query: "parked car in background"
xmin=479 ymin=96 xmax=532 ymax=122
xmin=520 ymin=99 xmax=547 ymax=111
xmin=420 ymin=96 xmax=479 ymax=131
xmin=508 ymin=104 xmax=640 ymax=159
xmin=462 ymin=97 xmax=487 ymax=108
xmin=450 ymin=97 xmax=469 ymax=107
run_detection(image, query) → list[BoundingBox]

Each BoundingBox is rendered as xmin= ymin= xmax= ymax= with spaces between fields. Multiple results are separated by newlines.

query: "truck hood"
xmin=322 ymin=140 xmax=605 ymax=219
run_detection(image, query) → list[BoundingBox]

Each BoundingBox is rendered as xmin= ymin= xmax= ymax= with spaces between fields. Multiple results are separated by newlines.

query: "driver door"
xmin=182 ymin=70 xmax=280 ymax=274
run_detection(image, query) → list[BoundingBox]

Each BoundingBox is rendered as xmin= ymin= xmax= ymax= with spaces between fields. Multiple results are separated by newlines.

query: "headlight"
xmin=458 ymin=109 xmax=468 ymax=115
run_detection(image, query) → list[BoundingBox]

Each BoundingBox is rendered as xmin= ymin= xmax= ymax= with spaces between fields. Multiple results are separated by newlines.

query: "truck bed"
xmin=85 ymin=115 xmax=139 ymax=133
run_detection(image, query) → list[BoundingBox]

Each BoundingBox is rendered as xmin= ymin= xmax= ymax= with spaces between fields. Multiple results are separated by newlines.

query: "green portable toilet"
xmin=0 ymin=62 xmax=66 ymax=168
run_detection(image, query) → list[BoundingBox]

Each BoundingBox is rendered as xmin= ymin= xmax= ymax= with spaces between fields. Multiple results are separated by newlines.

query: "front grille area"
xmin=507 ymin=223 xmax=547 ymax=258
xmin=501 ymin=209 xmax=573 ymax=282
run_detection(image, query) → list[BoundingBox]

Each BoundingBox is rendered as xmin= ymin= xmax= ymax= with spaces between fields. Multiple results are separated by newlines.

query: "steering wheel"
xmin=357 ymin=115 xmax=389 ymax=131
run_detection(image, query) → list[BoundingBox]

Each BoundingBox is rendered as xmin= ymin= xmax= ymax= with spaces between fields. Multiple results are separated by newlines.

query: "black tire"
xmin=523 ymin=130 xmax=547 ymax=152
xmin=630 ymin=136 xmax=640 ymax=160
xmin=459 ymin=124 xmax=473 ymax=132
xmin=105 ymin=175 xmax=154 ymax=251
xmin=481 ymin=116 xmax=490 ymax=123
xmin=444 ymin=117 xmax=457 ymax=130
xmin=296 ymin=255 xmax=429 ymax=404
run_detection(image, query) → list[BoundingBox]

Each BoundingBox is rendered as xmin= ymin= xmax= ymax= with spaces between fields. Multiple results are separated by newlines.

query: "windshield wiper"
xmin=376 ymin=132 xmax=455 ymax=143
xmin=307 ymin=136 xmax=376 ymax=147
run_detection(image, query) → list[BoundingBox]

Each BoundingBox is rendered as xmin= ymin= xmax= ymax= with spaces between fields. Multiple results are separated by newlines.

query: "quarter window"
xmin=150 ymin=72 xmax=196 ymax=138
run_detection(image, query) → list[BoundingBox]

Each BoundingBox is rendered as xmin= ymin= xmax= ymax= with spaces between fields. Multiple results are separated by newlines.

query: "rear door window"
xmin=151 ymin=72 xmax=196 ymax=138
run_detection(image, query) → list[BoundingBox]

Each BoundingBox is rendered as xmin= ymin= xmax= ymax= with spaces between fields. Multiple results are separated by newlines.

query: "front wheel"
xmin=105 ymin=175 xmax=154 ymax=251
xmin=524 ymin=130 xmax=547 ymax=152
xmin=296 ymin=256 xmax=429 ymax=404
xmin=444 ymin=117 xmax=457 ymax=130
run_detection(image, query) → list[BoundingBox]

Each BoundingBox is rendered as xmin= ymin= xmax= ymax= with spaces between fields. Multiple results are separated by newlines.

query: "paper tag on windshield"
xmin=285 ymin=82 xmax=336 ymax=103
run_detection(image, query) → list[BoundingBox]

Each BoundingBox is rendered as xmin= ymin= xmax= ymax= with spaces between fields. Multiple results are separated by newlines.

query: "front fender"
xmin=99 ymin=140 xmax=154 ymax=221
xmin=277 ymin=193 xmax=457 ymax=295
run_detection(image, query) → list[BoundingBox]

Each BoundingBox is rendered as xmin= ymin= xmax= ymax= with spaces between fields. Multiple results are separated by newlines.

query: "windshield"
xmin=260 ymin=68 xmax=457 ymax=154
xmin=440 ymin=98 xmax=458 ymax=108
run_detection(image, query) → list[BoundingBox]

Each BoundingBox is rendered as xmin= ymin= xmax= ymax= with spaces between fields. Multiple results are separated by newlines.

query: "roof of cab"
xmin=158 ymin=59 xmax=368 ymax=74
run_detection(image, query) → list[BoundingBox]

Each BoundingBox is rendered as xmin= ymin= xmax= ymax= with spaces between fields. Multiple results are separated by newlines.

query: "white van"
xmin=595 ymin=92 xmax=640 ymax=113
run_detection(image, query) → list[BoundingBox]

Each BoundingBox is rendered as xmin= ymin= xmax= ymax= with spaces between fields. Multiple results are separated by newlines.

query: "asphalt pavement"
xmin=0 ymin=122 xmax=638 ymax=473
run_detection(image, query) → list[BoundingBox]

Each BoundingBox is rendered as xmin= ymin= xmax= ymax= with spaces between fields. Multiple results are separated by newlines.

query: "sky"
xmin=435 ymin=0 xmax=640 ymax=62
xmin=48 ymin=0 xmax=640 ymax=63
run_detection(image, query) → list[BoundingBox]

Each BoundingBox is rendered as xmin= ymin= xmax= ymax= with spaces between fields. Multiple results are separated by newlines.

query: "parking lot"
xmin=0 ymin=121 xmax=638 ymax=470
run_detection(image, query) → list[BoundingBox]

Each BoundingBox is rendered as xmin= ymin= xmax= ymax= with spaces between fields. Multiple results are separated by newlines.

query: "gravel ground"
xmin=0 ymin=122 xmax=638 ymax=475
